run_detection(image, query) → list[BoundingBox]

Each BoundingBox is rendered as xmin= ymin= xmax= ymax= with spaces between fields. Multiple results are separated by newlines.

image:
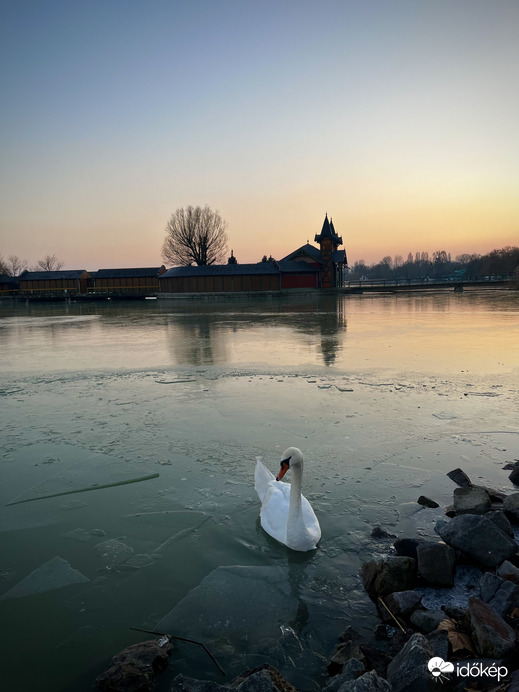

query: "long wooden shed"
xmin=18 ymin=270 xmax=91 ymax=296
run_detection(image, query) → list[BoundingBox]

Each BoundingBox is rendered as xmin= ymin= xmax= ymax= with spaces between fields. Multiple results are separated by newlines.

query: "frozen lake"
xmin=1 ymin=290 xmax=518 ymax=691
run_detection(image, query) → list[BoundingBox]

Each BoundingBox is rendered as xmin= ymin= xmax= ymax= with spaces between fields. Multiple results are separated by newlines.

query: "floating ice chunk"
xmin=94 ymin=539 xmax=134 ymax=568
xmin=157 ymin=565 xmax=299 ymax=642
xmin=120 ymin=554 xmax=154 ymax=570
xmin=64 ymin=528 xmax=106 ymax=542
xmin=0 ymin=556 xmax=89 ymax=600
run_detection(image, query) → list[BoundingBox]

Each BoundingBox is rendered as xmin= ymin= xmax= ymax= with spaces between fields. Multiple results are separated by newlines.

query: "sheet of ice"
xmin=94 ymin=538 xmax=134 ymax=568
xmin=157 ymin=564 xmax=300 ymax=642
xmin=5 ymin=446 xmax=159 ymax=507
xmin=0 ymin=556 xmax=89 ymax=601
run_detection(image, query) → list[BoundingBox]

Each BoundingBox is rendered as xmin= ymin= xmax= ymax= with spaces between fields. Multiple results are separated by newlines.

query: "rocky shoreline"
xmin=96 ymin=463 xmax=519 ymax=692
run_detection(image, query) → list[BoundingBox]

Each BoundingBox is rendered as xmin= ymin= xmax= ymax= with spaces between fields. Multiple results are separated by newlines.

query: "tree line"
xmin=0 ymin=253 xmax=64 ymax=277
xmin=349 ymin=246 xmax=519 ymax=281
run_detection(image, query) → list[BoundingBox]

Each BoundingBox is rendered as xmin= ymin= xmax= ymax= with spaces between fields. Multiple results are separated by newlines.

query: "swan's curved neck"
xmin=288 ymin=465 xmax=303 ymax=520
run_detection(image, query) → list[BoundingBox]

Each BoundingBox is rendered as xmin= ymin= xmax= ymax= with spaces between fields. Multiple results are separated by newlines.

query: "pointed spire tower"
xmin=314 ymin=214 xmax=343 ymax=288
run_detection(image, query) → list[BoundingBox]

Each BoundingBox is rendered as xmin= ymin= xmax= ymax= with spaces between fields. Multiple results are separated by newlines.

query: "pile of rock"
xmin=327 ymin=464 xmax=519 ymax=691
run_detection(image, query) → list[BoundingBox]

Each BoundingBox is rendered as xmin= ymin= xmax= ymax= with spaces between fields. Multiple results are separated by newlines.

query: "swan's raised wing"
xmin=254 ymin=459 xmax=276 ymax=502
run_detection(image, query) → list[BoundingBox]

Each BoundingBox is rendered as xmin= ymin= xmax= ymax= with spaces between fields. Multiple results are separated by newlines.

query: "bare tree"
xmin=1 ymin=254 xmax=28 ymax=277
xmin=35 ymin=254 xmax=64 ymax=271
xmin=162 ymin=205 xmax=228 ymax=266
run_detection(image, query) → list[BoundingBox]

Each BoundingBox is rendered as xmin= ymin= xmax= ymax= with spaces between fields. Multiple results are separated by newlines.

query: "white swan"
xmin=254 ymin=447 xmax=321 ymax=552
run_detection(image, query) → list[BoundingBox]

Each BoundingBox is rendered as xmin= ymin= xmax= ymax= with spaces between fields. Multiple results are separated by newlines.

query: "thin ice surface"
xmin=0 ymin=556 xmax=89 ymax=600
xmin=158 ymin=564 xmax=299 ymax=642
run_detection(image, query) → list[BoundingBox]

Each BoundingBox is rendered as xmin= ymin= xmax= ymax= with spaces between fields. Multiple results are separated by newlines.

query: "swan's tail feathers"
xmin=254 ymin=459 xmax=275 ymax=502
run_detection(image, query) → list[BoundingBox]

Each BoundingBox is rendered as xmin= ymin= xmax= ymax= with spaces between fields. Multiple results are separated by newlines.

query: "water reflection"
xmin=1 ymin=290 xmax=518 ymax=375
xmin=164 ymin=294 xmax=347 ymax=367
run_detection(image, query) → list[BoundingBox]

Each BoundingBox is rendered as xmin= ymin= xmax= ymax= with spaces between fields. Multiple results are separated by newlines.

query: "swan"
xmin=254 ymin=447 xmax=321 ymax=552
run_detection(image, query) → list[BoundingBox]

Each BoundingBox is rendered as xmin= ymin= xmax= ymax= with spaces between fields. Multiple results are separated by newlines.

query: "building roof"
xmin=160 ymin=260 xmax=320 ymax=279
xmin=332 ymin=249 xmax=347 ymax=264
xmin=0 ymin=274 xmax=18 ymax=285
xmin=19 ymin=270 xmax=89 ymax=280
xmin=314 ymin=214 xmax=343 ymax=246
xmin=281 ymin=243 xmax=322 ymax=263
xmin=93 ymin=267 xmax=165 ymax=279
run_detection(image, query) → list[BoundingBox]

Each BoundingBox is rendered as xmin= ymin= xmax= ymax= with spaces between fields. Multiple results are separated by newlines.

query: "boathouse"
xmin=159 ymin=260 xmax=319 ymax=294
xmin=92 ymin=266 xmax=166 ymax=295
xmin=18 ymin=270 xmax=91 ymax=296
xmin=0 ymin=274 xmax=18 ymax=296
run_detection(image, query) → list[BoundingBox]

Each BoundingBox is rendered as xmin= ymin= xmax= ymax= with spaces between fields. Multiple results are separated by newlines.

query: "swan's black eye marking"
xmin=280 ymin=456 xmax=291 ymax=470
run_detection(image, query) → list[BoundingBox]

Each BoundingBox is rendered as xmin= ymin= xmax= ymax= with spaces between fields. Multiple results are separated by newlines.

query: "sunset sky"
xmin=1 ymin=0 xmax=518 ymax=270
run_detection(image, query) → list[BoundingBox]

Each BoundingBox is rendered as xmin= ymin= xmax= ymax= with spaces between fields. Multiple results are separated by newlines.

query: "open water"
xmin=1 ymin=290 xmax=518 ymax=691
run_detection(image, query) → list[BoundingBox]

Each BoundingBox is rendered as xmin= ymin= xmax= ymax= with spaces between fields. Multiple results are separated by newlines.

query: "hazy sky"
xmin=1 ymin=0 xmax=518 ymax=269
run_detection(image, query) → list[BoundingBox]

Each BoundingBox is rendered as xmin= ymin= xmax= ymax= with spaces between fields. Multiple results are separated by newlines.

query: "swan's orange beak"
xmin=276 ymin=458 xmax=291 ymax=481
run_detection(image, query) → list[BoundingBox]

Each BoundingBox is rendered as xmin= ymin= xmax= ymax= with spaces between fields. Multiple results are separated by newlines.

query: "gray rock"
xmin=341 ymin=670 xmax=392 ymax=692
xmin=96 ymin=637 xmax=173 ymax=692
xmin=488 ymin=579 xmax=519 ymax=617
xmin=328 ymin=641 xmax=364 ymax=676
xmin=447 ymin=468 xmax=472 ymax=487
xmin=497 ymin=559 xmax=519 ymax=583
xmin=509 ymin=670 xmax=519 ymax=692
xmin=386 ymin=632 xmax=436 ymax=692
xmin=416 ymin=542 xmax=456 ymax=587
xmin=417 ymin=496 xmax=439 ymax=508
xmin=362 ymin=557 xmax=417 ymax=599
xmin=487 ymin=510 xmax=514 ymax=537
xmin=503 ymin=492 xmax=519 ymax=519
xmin=232 ymin=665 xmax=297 ymax=692
xmin=453 ymin=486 xmax=491 ymax=515
xmin=510 ymin=467 xmax=519 ymax=485
xmin=394 ymin=538 xmax=423 ymax=559
xmin=371 ymin=526 xmax=395 ymax=539
xmin=468 ymin=597 xmax=516 ymax=658
xmin=409 ymin=609 xmax=448 ymax=634
xmin=171 ymin=675 xmax=229 ymax=692
xmin=435 ymin=514 xmax=517 ymax=567
xmin=322 ymin=659 xmax=365 ymax=692
xmin=385 ymin=590 xmax=422 ymax=618
xmin=236 ymin=669 xmax=293 ymax=692
xmin=479 ymin=572 xmax=502 ymax=602
xmin=426 ymin=630 xmax=449 ymax=661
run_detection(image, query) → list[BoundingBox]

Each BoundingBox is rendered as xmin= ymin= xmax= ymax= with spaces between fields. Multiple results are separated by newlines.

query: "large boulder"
xmin=409 ymin=609 xmax=448 ymax=634
xmin=416 ymin=542 xmax=456 ymax=587
xmin=96 ymin=637 xmax=173 ymax=692
xmin=435 ymin=515 xmax=517 ymax=567
xmin=447 ymin=468 xmax=472 ymax=487
xmin=503 ymin=492 xmax=519 ymax=520
xmin=486 ymin=510 xmax=514 ymax=537
xmin=386 ymin=633 xmax=437 ymax=692
xmin=488 ymin=580 xmax=519 ymax=617
xmin=394 ymin=538 xmax=424 ymax=559
xmin=384 ymin=591 xmax=422 ymax=619
xmin=322 ymin=659 xmax=365 ymax=692
xmin=468 ymin=597 xmax=516 ymax=658
xmin=453 ymin=486 xmax=491 ymax=515
xmin=172 ymin=665 xmax=296 ymax=692
xmin=341 ymin=670 xmax=392 ymax=692
xmin=362 ymin=557 xmax=417 ymax=599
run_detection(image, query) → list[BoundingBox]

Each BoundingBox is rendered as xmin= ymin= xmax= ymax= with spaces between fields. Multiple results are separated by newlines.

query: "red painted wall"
xmin=280 ymin=274 xmax=318 ymax=289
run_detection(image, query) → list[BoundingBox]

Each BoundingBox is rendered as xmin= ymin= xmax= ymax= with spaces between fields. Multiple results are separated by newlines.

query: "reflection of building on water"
xmin=164 ymin=293 xmax=347 ymax=368
xmin=166 ymin=314 xmax=230 ymax=366
xmin=159 ymin=214 xmax=348 ymax=295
